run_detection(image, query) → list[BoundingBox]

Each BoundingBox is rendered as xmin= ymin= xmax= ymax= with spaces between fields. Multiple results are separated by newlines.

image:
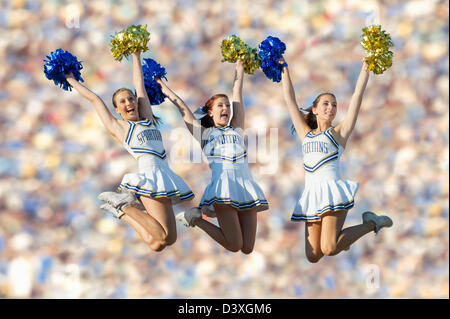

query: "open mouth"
xmin=126 ymin=108 xmax=135 ymax=114
xmin=220 ymin=113 xmax=229 ymax=120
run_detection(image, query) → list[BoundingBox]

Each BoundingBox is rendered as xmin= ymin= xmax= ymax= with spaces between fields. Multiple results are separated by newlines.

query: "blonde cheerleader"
xmin=67 ymin=52 xmax=194 ymax=252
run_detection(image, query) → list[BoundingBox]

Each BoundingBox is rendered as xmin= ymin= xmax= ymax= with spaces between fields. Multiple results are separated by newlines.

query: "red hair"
xmin=201 ymin=94 xmax=229 ymax=128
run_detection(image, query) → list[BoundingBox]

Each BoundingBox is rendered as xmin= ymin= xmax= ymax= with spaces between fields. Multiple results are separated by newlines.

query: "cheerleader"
xmin=279 ymin=57 xmax=392 ymax=263
xmin=65 ymin=52 xmax=194 ymax=252
xmin=156 ymin=59 xmax=268 ymax=254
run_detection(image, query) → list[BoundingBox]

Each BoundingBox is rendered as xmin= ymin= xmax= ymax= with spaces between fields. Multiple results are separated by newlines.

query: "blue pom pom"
xmin=141 ymin=58 xmax=167 ymax=105
xmin=258 ymin=36 xmax=286 ymax=82
xmin=43 ymin=48 xmax=84 ymax=91
xmin=142 ymin=58 xmax=167 ymax=81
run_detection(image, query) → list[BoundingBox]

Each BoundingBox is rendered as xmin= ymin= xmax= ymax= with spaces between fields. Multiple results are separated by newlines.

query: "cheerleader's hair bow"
xmin=193 ymin=105 xmax=208 ymax=120
xmin=299 ymin=106 xmax=312 ymax=114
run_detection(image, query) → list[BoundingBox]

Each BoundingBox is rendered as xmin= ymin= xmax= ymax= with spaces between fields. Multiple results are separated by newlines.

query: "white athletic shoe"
xmin=100 ymin=203 xmax=125 ymax=219
xmin=98 ymin=191 xmax=135 ymax=211
xmin=362 ymin=211 xmax=393 ymax=235
xmin=176 ymin=207 xmax=202 ymax=227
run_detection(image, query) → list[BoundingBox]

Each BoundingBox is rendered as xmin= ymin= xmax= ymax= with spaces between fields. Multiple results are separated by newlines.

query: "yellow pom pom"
xmin=221 ymin=35 xmax=245 ymax=63
xmin=361 ymin=25 xmax=394 ymax=74
xmin=110 ymin=24 xmax=151 ymax=61
xmin=221 ymin=35 xmax=261 ymax=74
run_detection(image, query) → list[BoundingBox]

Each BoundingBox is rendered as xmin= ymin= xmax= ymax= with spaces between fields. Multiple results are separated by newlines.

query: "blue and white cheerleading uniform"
xmin=117 ymin=118 xmax=194 ymax=204
xmin=291 ymin=127 xmax=358 ymax=222
xmin=199 ymin=126 xmax=268 ymax=213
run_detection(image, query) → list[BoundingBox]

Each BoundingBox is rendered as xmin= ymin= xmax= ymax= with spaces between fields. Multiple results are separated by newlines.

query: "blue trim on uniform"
xmin=200 ymin=197 xmax=268 ymax=210
xmin=131 ymin=150 xmax=167 ymax=159
xmin=324 ymin=128 xmax=339 ymax=149
xmin=125 ymin=121 xmax=136 ymax=145
xmin=304 ymin=151 xmax=339 ymax=173
xmin=118 ymin=183 xmax=194 ymax=200
xmin=130 ymin=147 xmax=166 ymax=159
xmin=291 ymin=199 xmax=354 ymax=222
xmin=134 ymin=119 xmax=153 ymax=126
xmin=306 ymin=130 xmax=324 ymax=138
xmin=215 ymin=126 xmax=233 ymax=131
xmin=206 ymin=151 xmax=247 ymax=163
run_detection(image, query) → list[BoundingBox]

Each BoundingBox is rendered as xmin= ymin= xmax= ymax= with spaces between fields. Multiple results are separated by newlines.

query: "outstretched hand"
xmin=154 ymin=77 xmax=169 ymax=97
xmin=278 ymin=57 xmax=286 ymax=65
xmin=362 ymin=59 xmax=369 ymax=71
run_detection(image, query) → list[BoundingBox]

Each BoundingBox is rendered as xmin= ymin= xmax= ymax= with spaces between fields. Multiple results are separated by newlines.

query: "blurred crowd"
xmin=0 ymin=0 xmax=448 ymax=298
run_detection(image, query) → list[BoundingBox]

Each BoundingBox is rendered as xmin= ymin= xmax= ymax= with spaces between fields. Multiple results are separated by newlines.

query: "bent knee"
xmin=149 ymin=242 xmax=166 ymax=252
xmin=306 ymin=251 xmax=323 ymax=263
xmin=321 ymin=244 xmax=337 ymax=256
xmin=225 ymin=234 xmax=243 ymax=253
xmin=228 ymin=243 xmax=242 ymax=252
xmin=227 ymin=239 xmax=243 ymax=252
xmin=241 ymin=245 xmax=254 ymax=255
xmin=162 ymin=231 xmax=177 ymax=246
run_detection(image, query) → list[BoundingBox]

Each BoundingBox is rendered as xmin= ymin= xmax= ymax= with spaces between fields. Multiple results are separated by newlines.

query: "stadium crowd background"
xmin=0 ymin=0 xmax=448 ymax=298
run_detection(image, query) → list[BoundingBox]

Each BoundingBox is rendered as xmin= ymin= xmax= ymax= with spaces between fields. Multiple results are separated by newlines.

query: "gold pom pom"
xmin=361 ymin=25 xmax=394 ymax=74
xmin=110 ymin=24 xmax=151 ymax=61
xmin=221 ymin=35 xmax=261 ymax=74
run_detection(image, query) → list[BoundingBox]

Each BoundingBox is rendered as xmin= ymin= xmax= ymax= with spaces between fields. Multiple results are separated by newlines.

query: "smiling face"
xmin=312 ymin=94 xmax=337 ymax=123
xmin=208 ymin=96 xmax=231 ymax=127
xmin=113 ymin=89 xmax=139 ymax=121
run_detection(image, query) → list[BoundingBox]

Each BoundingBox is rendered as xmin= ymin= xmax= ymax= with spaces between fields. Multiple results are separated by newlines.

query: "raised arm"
xmin=334 ymin=61 xmax=370 ymax=145
xmin=155 ymin=78 xmax=203 ymax=138
xmin=279 ymin=58 xmax=310 ymax=141
xmin=230 ymin=59 xmax=244 ymax=129
xmin=66 ymin=73 xmax=125 ymax=143
xmin=132 ymin=52 xmax=154 ymax=121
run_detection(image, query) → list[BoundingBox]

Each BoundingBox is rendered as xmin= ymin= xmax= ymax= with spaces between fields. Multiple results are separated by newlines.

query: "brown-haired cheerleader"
xmin=279 ymin=56 xmax=393 ymax=263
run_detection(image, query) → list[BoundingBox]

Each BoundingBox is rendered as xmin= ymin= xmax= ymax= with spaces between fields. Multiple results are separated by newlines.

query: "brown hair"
xmin=200 ymin=94 xmax=229 ymax=128
xmin=291 ymin=92 xmax=336 ymax=134
xmin=112 ymin=88 xmax=161 ymax=125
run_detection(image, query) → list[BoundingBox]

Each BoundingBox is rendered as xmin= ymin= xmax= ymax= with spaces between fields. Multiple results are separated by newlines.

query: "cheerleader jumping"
xmin=66 ymin=52 xmax=194 ymax=252
xmin=279 ymin=57 xmax=393 ymax=263
xmin=156 ymin=59 xmax=268 ymax=254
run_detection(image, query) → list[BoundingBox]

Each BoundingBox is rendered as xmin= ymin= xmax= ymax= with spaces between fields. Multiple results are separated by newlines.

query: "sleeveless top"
xmin=201 ymin=126 xmax=248 ymax=168
xmin=123 ymin=118 xmax=166 ymax=167
xmin=302 ymin=127 xmax=344 ymax=186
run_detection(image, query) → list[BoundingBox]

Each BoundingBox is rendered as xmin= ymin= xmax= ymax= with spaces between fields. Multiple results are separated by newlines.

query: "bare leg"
xmin=334 ymin=223 xmax=374 ymax=253
xmin=321 ymin=210 xmax=374 ymax=256
xmin=119 ymin=196 xmax=177 ymax=251
xmin=120 ymin=209 xmax=166 ymax=251
xmin=237 ymin=208 xmax=257 ymax=254
xmin=305 ymin=221 xmax=324 ymax=263
xmin=140 ymin=196 xmax=177 ymax=245
xmin=193 ymin=204 xmax=243 ymax=252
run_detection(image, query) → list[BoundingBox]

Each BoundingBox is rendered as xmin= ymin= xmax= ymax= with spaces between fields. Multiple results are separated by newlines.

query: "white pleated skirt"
xmin=291 ymin=179 xmax=359 ymax=222
xmin=199 ymin=163 xmax=269 ymax=213
xmin=117 ymin=157 xmax=194 ymax=205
